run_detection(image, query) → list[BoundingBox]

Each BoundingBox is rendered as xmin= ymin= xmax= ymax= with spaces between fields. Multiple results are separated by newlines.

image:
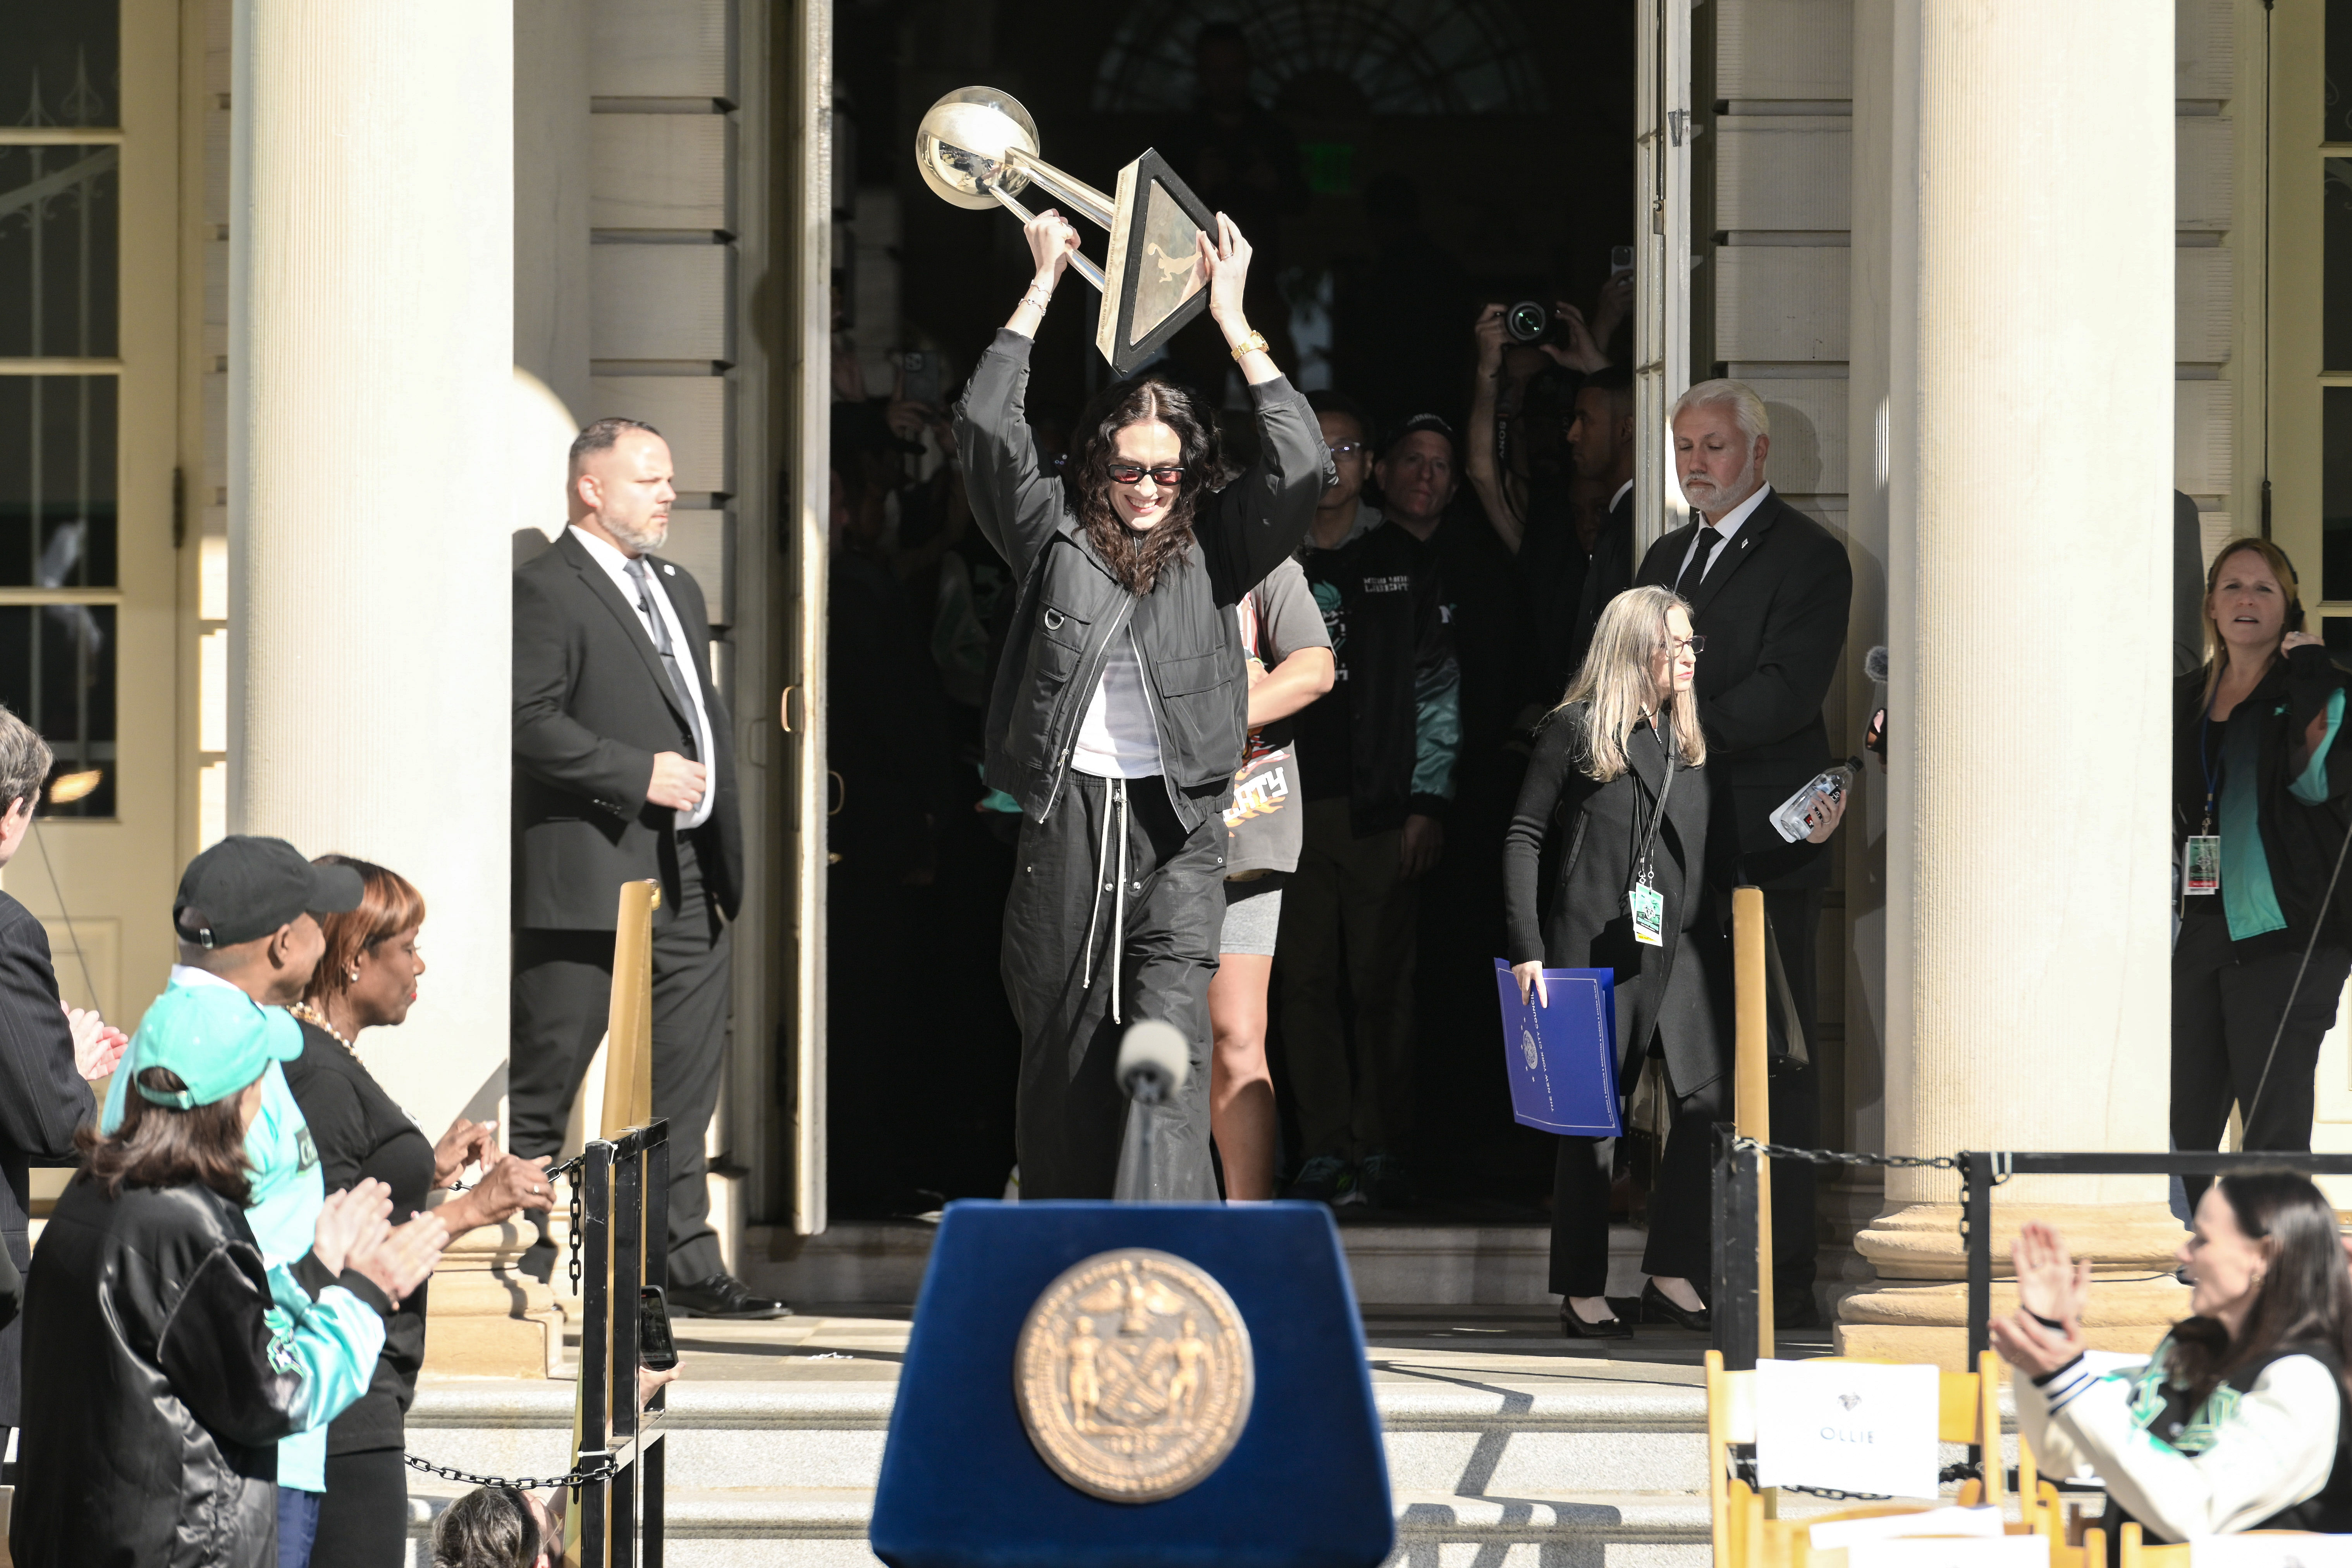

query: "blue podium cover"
xmin=869 ymin=1201 xmax=1394 ymax=1568
xmin=1492 ymin=959 xmax=1623 ymax=1136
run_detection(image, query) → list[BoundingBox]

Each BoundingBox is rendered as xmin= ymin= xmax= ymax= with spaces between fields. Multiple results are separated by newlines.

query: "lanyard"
xmin=2199 ymin=700 xmax=2223 ymax=837
xmin=1634 ymin=719 xmax=1677 ymax=886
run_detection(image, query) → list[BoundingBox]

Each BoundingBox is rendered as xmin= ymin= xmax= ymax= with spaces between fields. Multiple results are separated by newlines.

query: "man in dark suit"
xmin=512 ymin=417 xmax=780 ymax=1318
xmin=0 ymin=705 xmax=126 ymax=1446
xmin=1564 ymin=364 xmax=1638 ymax=674
xmin=1635 ymin=380 xmax=1852 ymax=1327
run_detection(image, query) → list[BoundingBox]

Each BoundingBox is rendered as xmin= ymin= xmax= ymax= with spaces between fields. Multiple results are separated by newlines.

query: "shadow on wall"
xmin=1762 ymin=395 xmax=1821 ymax=496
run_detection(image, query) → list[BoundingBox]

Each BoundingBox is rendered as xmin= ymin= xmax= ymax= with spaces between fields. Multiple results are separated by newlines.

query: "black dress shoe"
xmin=1560 ymin=1301 xmax=1633 ymax=1339
xmin=669 ymin=1271 xmax=789 ymax=1320
xmin=1640 ymin=1280 xmax=1711 ymax=1332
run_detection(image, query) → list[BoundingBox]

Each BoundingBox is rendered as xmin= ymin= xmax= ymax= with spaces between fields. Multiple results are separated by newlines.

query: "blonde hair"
xmin=1561 ymin=585 xmax=1707 ymax=781
xmin=2199 ymin=537 xmax=2306 ymax=705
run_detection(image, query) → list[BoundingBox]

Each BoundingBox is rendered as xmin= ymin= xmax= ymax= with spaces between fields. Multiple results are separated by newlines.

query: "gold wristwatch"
xmin=1228 ymin=330 xmax=1269 ymax=361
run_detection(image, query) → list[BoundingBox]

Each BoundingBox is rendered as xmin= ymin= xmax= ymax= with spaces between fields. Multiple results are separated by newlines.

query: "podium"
xmin=869 ymin=1201 xmax=1394 ymax=1568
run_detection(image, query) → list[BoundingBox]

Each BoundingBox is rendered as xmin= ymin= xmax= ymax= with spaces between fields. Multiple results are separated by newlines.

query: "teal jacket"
xmin=2176 ymin=645 xmax=2352 ymax=955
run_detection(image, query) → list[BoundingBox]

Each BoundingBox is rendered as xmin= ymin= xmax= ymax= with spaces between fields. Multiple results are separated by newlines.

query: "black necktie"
xmin=626 ymin=557 xmax=701 ymax=753
xmin=1676 ymin=526 xmax=1723 ymax=600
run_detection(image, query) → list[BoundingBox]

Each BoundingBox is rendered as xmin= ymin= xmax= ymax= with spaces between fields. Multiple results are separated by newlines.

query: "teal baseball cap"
xmin=126 ymin=981 xmax=302 ymax=1109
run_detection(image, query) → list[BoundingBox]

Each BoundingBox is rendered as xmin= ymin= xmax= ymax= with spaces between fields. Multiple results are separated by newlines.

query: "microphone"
xmin=1113 ymin=1021 xmax=1190 ymax=1202
xmin=1863 ymin=645 xmax=1889 ymax=684
xmin=1118 ymin=1020 xmax=1189 ymax=1107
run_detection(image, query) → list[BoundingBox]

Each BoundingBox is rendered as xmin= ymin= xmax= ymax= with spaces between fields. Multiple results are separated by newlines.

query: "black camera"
xmin=1503 ymin=300 xmax=1554 ymax=346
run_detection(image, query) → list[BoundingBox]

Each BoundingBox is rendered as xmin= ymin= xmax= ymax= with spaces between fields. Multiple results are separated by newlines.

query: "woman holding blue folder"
xmin=1503 ymin=586 xmax=1840 ymax=1339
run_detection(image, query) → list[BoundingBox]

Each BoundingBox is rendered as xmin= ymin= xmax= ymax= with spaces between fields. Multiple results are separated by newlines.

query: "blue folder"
xmin=1492 ymin=959 xmax=1623 ymax=1136
xmin=870 ymin=1201 xmax=1394 ymax=1568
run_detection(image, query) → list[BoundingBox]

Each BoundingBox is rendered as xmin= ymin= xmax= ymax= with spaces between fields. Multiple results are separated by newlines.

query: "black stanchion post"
xmin=581 ymin=1140 xmax=613 ymax=1563
xmin=1965 ymin=1151 xmax=1993 ymax=1368
xmin=1711 ymin=1123 xmax=1733 ymax=1362
xmin=1714 ymin=1127 xmax=1762 ymax=1370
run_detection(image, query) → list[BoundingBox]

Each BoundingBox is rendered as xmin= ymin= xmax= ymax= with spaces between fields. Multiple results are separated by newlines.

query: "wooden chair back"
xmin=1706 ymin=1349 xmax=2071 ymax=1567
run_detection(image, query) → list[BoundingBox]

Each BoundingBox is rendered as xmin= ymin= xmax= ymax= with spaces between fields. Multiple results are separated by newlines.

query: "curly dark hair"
xmin=1063 ymin=376 xmax=1222 ymax=597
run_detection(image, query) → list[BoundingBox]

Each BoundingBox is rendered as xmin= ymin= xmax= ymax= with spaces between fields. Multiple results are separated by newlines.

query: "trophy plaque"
xmin=915 ymin=86 xmax=1219 ymax=375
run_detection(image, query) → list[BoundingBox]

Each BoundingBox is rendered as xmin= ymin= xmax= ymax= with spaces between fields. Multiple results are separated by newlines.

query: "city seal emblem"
xmin=1013 ymin=1248 xmax=1255 ymax=1503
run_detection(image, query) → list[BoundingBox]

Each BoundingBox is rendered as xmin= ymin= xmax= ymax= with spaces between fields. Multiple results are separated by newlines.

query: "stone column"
xmin=1837 ymin=0 xmax=2187 ymax=1364
xmin=229 ymin=1 xmax=553 ymax=1370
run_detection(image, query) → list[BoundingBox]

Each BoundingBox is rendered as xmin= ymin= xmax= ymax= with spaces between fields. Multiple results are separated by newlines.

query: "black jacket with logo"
xmin=14 ymin=1176 xmax=391 ymax=1567
xmin=1293 ymin=509 xmax=1462 ymax=836
xmin=954 ymin=330 xmax=1328 ymax=831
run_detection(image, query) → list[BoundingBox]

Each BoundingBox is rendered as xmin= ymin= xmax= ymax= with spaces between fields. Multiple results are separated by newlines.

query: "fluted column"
xmin=228 ymin=0 xmax=542 ymax=1372
xmin=1838 ymin=0 xmax=2186 ymax=1363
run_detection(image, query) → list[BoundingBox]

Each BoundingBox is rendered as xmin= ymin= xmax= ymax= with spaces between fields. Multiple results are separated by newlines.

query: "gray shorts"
xmin=1218 ymin=875 xmax=1286 ymax=956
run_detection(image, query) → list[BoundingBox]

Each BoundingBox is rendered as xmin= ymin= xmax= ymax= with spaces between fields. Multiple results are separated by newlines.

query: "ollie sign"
xmin=1754 ymin=1358 xmax=1941 ymax=1500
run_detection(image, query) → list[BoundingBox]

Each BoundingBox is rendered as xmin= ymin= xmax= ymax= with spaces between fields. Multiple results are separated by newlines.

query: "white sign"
xmin=1848 ymin=1538 xmax=2048 ymax=1568
xmin=1754 ymin=1357 xmax=1941 ymax=1500
xmin=2190 ymin=1538 xmax=2352 ymax=1568
xmin=1810 ymin=1506 xmax=2005 ymax=1550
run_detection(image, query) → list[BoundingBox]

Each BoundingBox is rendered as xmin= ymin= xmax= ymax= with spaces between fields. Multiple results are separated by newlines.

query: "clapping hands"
xmin=64 ymin=1002 xmax=126 ymax=1082
xmin=313 ymin=1178 xmax=449 ymax=1306
xmin=1988 ymin=1221 xmax=2092 ymax=1378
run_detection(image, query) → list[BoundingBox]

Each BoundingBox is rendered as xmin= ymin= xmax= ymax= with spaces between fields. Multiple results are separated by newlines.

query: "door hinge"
xmin=171 ymin=466 xmax=186 ymax=549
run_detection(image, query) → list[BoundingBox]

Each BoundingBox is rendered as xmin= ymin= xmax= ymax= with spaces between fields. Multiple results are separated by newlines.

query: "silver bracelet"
xmin=1023 ymin=283 xmax=1053 ymax=312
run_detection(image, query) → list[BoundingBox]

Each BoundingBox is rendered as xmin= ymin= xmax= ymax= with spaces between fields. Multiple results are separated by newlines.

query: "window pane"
xmin=0 ymin=377 xmax=115 ymax=588
xmin=0 ymin=145 xmax=120 ymax=358
xmin=2330 ymin=388 xmax=2352 ymax=603
xmin=0 ymin=604 xmax=117 ymax=819
xmin=2332 ymin=161 xmax=2352 ymax=371
xmin=2332 ymin=0 xmax=2352 ymax=143
xmin=0 ymin=3 xmax=120 ymax=131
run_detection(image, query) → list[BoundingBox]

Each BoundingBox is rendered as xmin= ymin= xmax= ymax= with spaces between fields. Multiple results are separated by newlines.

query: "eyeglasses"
xmin=1326 ymin=441 xmax=1367 ymax=458
xmin=1107 ymin=463 xmax=1186 ymax=487
xmin=1667 ymin=635 xmax=1706 ymax=655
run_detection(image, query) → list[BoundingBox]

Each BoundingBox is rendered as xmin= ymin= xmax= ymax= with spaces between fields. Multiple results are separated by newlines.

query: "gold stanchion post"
xmin=1732 ymin=885 xmax=1774 ymax=1361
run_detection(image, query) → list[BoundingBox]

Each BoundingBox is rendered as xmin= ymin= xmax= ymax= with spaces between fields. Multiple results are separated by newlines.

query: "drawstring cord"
xmin=1078 ymin=777 xmax=1132 ymax=1023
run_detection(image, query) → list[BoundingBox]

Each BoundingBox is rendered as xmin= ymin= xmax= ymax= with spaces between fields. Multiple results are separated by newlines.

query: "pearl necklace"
xmin=291 ymin=1002 xmax=355 ymax=1054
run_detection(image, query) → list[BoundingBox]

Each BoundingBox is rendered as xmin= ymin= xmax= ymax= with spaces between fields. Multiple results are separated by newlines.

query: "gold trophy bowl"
xmin=913 ymin=85 xmax=1220 ymax=375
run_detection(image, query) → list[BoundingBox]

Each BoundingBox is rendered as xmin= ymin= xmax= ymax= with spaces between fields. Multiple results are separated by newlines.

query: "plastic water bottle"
xmin=1770 ymin=756 xmax=1862 ymax=844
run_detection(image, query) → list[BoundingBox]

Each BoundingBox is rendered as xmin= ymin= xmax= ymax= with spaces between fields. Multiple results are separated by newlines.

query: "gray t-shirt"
xmin=1225 ymin=557 xmax=1332 ymax=877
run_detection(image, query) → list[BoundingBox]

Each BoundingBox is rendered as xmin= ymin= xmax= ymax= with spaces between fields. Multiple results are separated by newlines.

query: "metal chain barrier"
xmin=1724 ymin=1137 xmax=1993 ymax=1243
xmin=403 ymin=1152 xmax=592 ymax=1492
xmin=1735 ymin=1453 xmax=1985 ymax=1503
xmin=404 ymin=1450 xmax=621 ymax=1493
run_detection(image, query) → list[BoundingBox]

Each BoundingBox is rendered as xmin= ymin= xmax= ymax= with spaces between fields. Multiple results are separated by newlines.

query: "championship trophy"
xmin=915 ymin=86 xmax=1219 ymax=375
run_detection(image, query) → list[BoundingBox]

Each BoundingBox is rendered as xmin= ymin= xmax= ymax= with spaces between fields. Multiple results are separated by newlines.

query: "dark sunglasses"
xmin=1107 ymin=463 xmax=1187 ymax=486
xmin=1326 ymin=441 xmax=1367 ymax=458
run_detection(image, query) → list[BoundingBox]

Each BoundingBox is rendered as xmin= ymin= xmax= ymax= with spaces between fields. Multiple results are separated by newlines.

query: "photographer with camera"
xmin=1468 ymin=294 xmax=1628 ymax=692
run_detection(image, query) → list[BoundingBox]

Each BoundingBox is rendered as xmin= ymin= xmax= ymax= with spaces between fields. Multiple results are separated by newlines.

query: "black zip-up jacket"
xmin=954 ymin=330 xmax=1329 ymax=829
xmin=13 ymin=1176 xmax=391 ymax=1568
xmin=2173 ymin=645 xmax=2352 ymax=959
xmin=1295 ymin=510 xmax=1461 ymax=835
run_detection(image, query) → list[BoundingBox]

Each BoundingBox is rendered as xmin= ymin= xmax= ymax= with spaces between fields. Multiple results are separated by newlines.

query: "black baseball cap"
xmin=1383 ymin=413 xmax=1458 ymax=459
xmin=173 ymin=835 xmax=363 ymax=949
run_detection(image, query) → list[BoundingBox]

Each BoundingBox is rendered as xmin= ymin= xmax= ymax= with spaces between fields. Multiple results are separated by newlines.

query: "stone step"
xmin=741 ymin=1218 xmax=1656 ymax=1308
xmin=402 ymin=1376 xmax=1719 ymax=1498
xmin=402 ymin=1481 xmax=1717 ymax=1568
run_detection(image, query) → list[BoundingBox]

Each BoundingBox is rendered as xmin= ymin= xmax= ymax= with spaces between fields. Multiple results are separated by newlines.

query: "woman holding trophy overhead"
xmin=953 ymin=205 xmax=1327 ymax=1200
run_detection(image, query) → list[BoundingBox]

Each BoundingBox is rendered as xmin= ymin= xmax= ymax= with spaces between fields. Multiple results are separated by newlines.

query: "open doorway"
xmin=819 ymin=0 xmax=1637 ymax=1219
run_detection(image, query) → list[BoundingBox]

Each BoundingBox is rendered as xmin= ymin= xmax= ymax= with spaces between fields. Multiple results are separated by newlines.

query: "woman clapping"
xmin=1996 ymin=1172 xmax=2352 ymax=1547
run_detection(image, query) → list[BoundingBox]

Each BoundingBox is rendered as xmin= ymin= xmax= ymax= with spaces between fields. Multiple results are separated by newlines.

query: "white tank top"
xmin=1070 ymin=633 xmax=1163 ymax=779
